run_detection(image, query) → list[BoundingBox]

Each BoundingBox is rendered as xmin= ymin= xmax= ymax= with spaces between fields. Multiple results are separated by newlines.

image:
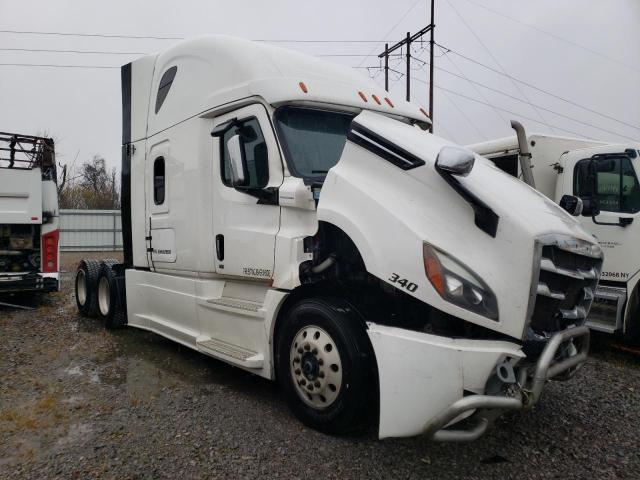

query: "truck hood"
xmin=317 ymin=111 xmax=599 ymax=339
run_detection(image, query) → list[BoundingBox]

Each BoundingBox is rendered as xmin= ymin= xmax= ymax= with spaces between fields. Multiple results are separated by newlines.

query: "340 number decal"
xmin=388 ymin=273 xmax=418 ymax=292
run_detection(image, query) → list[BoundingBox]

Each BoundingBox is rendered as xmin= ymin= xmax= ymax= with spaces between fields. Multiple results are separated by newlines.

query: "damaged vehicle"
xmin=0 ymin=133 xmax=59 ymax=296
xmin=75 ymin=36 xmax=602 ymax=440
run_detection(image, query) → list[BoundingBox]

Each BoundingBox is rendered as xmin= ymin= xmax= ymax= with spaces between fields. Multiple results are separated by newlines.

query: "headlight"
xmin=423 ymin=243 xmax=498 ymax=320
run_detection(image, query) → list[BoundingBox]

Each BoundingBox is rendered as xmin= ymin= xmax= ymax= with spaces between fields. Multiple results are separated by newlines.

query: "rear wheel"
xmin=96 ymin=262 xmax=127 ymax=329
xmin=276 ymin=298 xmax=376 ymax=435
xmin=75 ymin=259 xmax=100 ymax=317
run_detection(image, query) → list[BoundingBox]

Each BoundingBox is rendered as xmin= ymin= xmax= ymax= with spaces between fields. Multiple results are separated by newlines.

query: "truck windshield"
xmin=274 ymin=106 xmax=354 ymax=181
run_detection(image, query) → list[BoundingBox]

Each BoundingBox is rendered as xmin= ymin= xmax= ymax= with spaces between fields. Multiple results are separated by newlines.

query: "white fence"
xmin=59 ymin=209 xmax=123 ymax=251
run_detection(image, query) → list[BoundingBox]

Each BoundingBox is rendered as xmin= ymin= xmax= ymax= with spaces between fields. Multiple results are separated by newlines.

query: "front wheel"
xmin=276 ymin=298 xmax=376 ymax=435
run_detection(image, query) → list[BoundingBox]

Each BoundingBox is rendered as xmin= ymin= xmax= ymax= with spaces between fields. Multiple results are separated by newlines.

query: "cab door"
xmin=211 ymin=104 xmax=283 ymax=279
xmin=557 ymin=150 xmax=640 ymax=283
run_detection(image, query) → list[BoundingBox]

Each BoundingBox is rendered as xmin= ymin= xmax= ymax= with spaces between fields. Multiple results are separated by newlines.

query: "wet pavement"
xmin=1 ymin=255 xmax=639 ymax=479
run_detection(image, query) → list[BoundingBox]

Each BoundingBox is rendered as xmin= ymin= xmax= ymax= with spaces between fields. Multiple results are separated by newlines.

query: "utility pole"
xmin=405 ymin=32 xmax=411 ymax=101
xmin=429 ymin=0 xmax=435 ymax=133
xmin=378 ymin=22 xmax=434 ymax=115
xmin=384 ymin=43 xmax=389 ymax=91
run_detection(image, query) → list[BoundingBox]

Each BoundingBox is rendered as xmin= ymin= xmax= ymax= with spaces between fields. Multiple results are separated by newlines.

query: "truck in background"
xmin=468 ymin=122 xmax=640 ymax=343
xmin=75 ymin=36 xmax=603 ymax=441
xmin=0 ymin=133 xmax=60 ymax=296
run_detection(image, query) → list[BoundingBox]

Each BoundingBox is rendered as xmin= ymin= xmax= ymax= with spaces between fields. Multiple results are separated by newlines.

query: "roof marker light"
xmin=420 ymin=108 xmax=430 ymax=118
xmin=358 ymin=91 xmax=368 ymax=102
xmin=371 ymin=94 xmax=382 ymax=105
xmin=384 ymin=97 xmax=394 ymax=108
xmin=299 ymin=82 xmax=308 ymax=93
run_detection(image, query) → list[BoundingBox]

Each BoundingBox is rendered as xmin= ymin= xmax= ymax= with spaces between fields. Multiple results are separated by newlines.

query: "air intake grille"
xmin=529 ymin=243 xmax=602 ymax=334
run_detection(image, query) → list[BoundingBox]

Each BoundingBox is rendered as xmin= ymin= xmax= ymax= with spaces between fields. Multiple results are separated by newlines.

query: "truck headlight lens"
xmin=423 ymin=243 xmax=498 ymax=320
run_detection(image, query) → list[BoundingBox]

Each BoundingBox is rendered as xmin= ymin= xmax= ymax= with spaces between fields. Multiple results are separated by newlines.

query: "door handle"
xmin=216 ymin=234 xmax=224 ymax=261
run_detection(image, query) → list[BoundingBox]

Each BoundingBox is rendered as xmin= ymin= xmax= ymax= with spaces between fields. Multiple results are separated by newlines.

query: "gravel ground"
xmin=1 ymin=253 xmax=639 ymax=479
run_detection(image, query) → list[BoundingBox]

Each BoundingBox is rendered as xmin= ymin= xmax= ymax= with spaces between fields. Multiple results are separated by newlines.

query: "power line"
xmin=386 ymin=68 xmax=589 ymax=138
xmin=407 ymin=55 xmax=639 ymax=142
xmin=356 ymin=0 xmax=422 ymax=68
xmin=0 ymin=29 xmax=395 ymax=43
xmin=0 ymin=47 xmax=387 ymax=58
xmin=437 ymin=43 xmax=640 ymax=131
xmin=440 ymin=88 xmax=487 ymax=140
xmin=0 ymin=63 xmax=118 ymax=69
xmin=0 ymin=29 xmax=183 ymax=40
xmin=442 ymin=51 xmax=506 ymax=125
xmin=0 ymin=47 xmax=148 ymax=55
xmin=443 ymin=0 xmax=555 ymax=132
xmin=463 ymin=0 xmax=640 ymax=74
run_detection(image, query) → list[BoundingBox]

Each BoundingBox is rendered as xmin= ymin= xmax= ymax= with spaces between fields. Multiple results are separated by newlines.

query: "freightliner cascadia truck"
xmin=469 ymin=123 xmax=639 ymax=343
xmin=0 ymin=133 xmax=60 ymax=296
xmin=75 ymin=36 xmax=603 ymax=441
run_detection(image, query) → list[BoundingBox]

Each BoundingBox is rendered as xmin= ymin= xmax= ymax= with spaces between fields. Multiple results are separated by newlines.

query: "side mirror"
xmin=227 ymin=135 xmax=246 ymax=186
xmin=435 ymin=146 xmax=475 ymax=177
xmin=581 ymin=196 xmax=600 ymax=217
xmin=559 ymin=195 xmax=583 ymax=216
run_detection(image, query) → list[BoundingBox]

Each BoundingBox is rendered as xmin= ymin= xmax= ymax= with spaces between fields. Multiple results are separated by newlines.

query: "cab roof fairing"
xmin=133 ymin=35 xmax=430 ymax=138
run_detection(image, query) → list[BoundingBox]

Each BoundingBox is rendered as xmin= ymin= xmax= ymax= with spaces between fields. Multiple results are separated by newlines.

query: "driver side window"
xmin=574 ymin=156 xmax=640 ymax=213
xmin=221 ymin=117 xmax=269 ymax=188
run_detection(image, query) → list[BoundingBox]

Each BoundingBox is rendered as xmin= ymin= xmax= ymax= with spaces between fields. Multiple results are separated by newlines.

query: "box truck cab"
xmin=0 ymin=133 xmax=60 ymax=295
xmin=76 ymin=36 xmax=603 ymax=441
xmin=469 ymin=125 xmax=640 ymax=342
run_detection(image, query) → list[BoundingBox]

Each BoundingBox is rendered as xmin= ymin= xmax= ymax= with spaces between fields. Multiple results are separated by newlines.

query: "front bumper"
xmin=367 ymin=323 xmax=589 ymax=441
xmin=0 ymin=272 xmax=59 ymax=293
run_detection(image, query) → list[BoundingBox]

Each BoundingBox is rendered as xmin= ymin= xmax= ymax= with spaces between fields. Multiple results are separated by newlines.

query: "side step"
xmin=586 ymin=285 xmax=627 ymax=334
xmin=203 ymin=296 xmax=263 ymax=318
xmin=197 ymin=338 xmax=264 ymax=369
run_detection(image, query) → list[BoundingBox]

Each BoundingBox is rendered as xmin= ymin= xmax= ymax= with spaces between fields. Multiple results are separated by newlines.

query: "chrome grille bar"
xmin=559 ymin=306 xmax=587 ymax=320
xmin=540 ymin=258 xmax=597 ymax=281
xmin=536 ymin=282 xmax=566 ymax=300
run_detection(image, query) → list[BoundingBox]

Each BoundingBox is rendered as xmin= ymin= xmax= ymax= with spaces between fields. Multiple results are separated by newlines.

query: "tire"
xmin=75 ymin=259 xmax=100 ymax=317
xmin=96 ymin=262 xmax=127 ymax=329
xmin=276 ymin=298 xmax=376 ymax=435
xmin=622 ymin=305 xmax=640 ymax=346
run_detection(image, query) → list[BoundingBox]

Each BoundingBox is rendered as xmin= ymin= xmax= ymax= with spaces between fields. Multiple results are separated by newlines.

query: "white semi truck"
xmin=0 ymin=133 xmax=60 ymax=296
xmin=75 ymin=36 xmax=603 ymax=441
xmin=469 ymin=124 xmax=640 ymax=343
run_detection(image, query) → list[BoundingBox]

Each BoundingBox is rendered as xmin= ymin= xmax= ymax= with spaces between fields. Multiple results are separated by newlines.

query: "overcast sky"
xmin=1 ymin=0 xmax=638 ymax=173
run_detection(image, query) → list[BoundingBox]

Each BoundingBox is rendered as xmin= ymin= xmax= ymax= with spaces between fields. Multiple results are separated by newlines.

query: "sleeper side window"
xmin=155 ymin=66 xmax=177 ymax=114
xmin=220 ymin=118 xmax=269 ymax=188
xmin=574 ymin=156 xmax=640 ymax=213
xmin=153 ymin=157 xmax=165 ymax=205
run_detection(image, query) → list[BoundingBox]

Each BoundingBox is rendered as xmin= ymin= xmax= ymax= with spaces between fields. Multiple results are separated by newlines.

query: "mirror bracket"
xmin=592 ymin=216 xmax=633 ymax=227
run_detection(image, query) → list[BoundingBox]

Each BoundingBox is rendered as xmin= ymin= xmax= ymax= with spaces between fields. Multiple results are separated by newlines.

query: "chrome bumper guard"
xmin=423 ymin=325 xmax=590 ymax=442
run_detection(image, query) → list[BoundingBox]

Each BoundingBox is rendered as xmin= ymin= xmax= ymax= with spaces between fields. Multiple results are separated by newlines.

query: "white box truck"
xmin=469 ymin=122 xmax=640 ymax=343
xmin=75 ymin=36 xmax=603 ymax=441
xmin=0 ymin=133 xmax=60 ymax=296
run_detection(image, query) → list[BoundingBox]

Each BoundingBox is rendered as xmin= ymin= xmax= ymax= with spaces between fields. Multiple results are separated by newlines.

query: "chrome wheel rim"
xmin=76 ymin=270 xmax=87 ymax=306
xmin=289 ymin=325 xmax=343 ymax=409
xmin=98 ymin=276 xmax=110 ymax=316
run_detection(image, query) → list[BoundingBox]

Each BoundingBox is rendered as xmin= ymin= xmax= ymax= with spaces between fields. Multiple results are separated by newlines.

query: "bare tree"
xmin=59 ymin=155 xmax=120 ymax=209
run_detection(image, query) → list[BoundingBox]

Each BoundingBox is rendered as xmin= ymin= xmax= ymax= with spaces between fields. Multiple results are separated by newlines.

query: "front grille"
xmin=528 ymin=241 xmax=602 ymax=335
